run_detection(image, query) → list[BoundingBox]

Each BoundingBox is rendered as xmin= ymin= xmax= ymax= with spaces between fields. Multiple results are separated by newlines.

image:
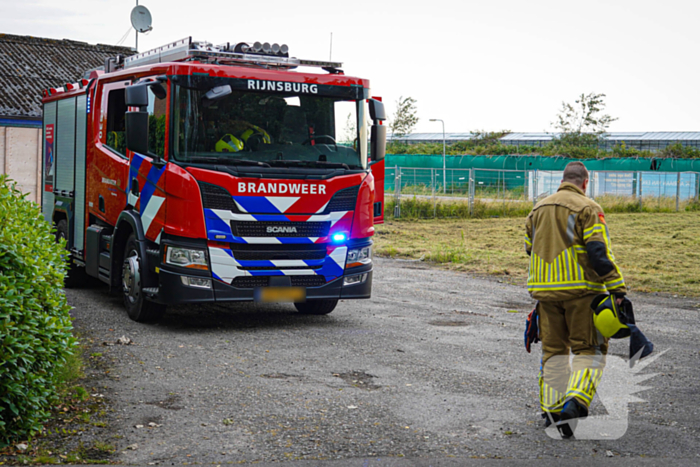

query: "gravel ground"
xmin=63 ymin=257 xmax=700 ymax=465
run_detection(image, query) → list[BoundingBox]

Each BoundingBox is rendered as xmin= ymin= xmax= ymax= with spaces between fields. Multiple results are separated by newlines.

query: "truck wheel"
xmin=56 ymin=219 xmax=87 ymax=288
xmin=122 ymin=233 xmax=165 ymax=323
xmin=294 ymin=299 xmax=338 ymax=315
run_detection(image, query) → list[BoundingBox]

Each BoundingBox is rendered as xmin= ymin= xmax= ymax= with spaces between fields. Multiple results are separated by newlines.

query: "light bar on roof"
xmin=123 ymin=37 xmax=342 ymax=70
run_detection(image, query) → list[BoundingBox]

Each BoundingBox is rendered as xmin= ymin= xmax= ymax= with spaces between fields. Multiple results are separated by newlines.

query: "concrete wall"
xmin=0 ymin=126 xmax=42 ymax=204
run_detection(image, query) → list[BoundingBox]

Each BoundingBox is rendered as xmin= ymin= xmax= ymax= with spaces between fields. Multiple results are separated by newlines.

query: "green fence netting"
xmin=385 ymin=154 xmax=700 ymax=172
xmin=384 ymin=155 xmax=700 ymax=192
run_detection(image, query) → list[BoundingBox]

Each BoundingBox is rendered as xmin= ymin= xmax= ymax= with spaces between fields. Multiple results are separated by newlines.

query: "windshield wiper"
xmin=186 ymin=156 xmax=270 ymax=167
xmin=268 ymin=160 xmax=350 ymax=170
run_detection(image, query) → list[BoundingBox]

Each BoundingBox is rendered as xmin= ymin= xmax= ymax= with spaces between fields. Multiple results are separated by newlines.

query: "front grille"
xmin=232 ymin=275 xmax=326 ymax=288
xmin=241 ymin=265 xmax=322 ymax=270
xmin=199 ymin=182 xmax=239 ymax=212
xmin=232 ymin=221 xmax=330 ymax=238
xmin=230 ymin=243 xmax=327 ymax=261
xmin=323 ymin=185 xmax=359 ymax=213
xmin=291 ymin=275 xmax=327 ymax=287
xmin=232 ymin=276 xmax=269 ymax=288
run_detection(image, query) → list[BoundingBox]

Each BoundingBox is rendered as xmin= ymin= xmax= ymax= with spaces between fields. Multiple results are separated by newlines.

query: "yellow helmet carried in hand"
xmin=590 ymin=294 xmax=630 ymax=338
xmin=215 ymin=134 xmax=244 ymax=153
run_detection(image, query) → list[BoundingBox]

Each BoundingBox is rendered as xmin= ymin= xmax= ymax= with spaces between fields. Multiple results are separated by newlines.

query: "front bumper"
xmin=153 ymin=267 xmax=373 ymax=305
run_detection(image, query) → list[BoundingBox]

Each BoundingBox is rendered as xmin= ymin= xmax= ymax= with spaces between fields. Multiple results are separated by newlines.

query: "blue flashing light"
xmin=332 ymin=233 xmax=347 ymax=243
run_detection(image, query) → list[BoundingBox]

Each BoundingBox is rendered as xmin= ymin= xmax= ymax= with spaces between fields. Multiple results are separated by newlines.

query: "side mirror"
xmin=125 ymin=111 xmax=149 ymax=156
xmin=150 ymin=82 xmax=167 ymax=100
xmin=370 ymin=124 xmax=386 ymax=162
xmin=125 ymin=82 xmax=165 ymax=166
xmin=126 ymin=84 xmax=149 ymax=107
xmin=368 ymin=98 xmax=386 ymax=122
xmin=368 ymin=98 xmax=387 ymax=162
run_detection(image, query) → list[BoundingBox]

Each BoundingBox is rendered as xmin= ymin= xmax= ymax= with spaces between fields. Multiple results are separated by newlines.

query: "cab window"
xmin=105 ymin=89 xmax=127 ymax=155
xmin=147 ymin=86 xmax=167 ymax=157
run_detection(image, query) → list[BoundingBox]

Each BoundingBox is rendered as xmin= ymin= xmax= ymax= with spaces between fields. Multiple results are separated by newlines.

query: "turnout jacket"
xmin=525 ymin=182 xmax=626 ymax=301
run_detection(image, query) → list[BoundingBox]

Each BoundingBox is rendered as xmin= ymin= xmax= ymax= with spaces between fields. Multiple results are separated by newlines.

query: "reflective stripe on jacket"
xmin=525 ymin=182 xmax=626 ymax=301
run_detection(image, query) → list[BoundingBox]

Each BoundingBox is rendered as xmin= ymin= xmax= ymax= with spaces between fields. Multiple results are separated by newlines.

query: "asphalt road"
xmin=65 ymin=257 xmax=700 ymax=465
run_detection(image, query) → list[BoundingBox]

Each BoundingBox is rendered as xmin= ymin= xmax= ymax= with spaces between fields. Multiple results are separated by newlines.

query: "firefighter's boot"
xmin=543 ymin=411 xmax=560 ymax=428
xmin=556 ymin=398 xmax=588 ymax=438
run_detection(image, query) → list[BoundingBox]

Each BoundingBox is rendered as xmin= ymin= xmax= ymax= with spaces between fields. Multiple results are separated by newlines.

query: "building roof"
xmin=501 ymin=132 xmax=700 ymax=142
xmin=0 ymin=33 xmax=134 ymax=118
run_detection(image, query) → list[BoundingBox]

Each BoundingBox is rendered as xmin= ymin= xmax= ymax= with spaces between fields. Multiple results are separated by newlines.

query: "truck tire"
xmin=56 ymin=219 xmax=87 ymax=288
xmin=121 ymin=233 xmax=165 ymax=323
xmin=294 ymin=299 xmax=338 ymax=315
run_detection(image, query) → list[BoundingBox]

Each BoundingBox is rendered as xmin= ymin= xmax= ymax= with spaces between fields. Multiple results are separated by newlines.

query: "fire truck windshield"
xmin=172 ymin=76 xmax=366 ymax=170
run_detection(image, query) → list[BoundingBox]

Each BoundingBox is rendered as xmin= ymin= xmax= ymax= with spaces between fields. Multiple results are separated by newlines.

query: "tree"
xmin=390 ymin=96 xmax=419 ymax=137
xmin=553 ymin=93 xmax=617 ymax=147
xmin=342 ymin=112 xmax=356 ymax=143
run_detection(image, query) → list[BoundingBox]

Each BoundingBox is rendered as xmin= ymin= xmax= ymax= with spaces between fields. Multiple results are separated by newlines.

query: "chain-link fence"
xmin=386 ymin=167 xmax=700 ymax=219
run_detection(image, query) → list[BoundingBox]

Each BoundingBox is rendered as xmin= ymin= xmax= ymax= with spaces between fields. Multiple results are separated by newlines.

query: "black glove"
xmin=524 ymin=305 xmax=539 ymax=353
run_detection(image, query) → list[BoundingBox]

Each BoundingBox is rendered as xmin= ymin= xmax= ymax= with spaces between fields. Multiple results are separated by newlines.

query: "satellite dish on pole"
xmin=130 ymin=5 xmax=153 ymax=33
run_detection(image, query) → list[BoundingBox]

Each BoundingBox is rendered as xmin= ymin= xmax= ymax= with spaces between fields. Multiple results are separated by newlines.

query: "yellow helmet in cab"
xmin=215 ymin=134 xmax=244 ymax=153
xmin=240 ymin=125 xmax=271 ymax=145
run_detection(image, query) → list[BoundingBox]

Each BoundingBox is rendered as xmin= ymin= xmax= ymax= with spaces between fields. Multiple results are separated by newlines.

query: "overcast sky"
xmin=2 ymin=0 xmax=698 ymax=133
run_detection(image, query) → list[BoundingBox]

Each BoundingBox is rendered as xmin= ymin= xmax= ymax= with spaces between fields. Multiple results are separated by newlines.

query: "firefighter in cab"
xmin=523 ymin=161 xmax=627 ymax=438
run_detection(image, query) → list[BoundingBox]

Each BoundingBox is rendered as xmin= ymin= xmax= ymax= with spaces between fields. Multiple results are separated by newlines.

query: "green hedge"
xmin=0 ymin=176 xmax=76 ymax=446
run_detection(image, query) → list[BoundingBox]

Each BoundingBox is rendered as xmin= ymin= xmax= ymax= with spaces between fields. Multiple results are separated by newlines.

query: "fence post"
xmin=502 ymin=170 xmax=506 ymax=215
xmin=431 ymin=168 xmax=436 ymax=218
xmin=696 ymin=172 xmax=700 ymax=202
xmin=676 ymin=172 xmax=681 ymax=212
xmin=524 ymin=170 xmax=528 ymax=207
xmin=638 ymin=172 xmax=643 ymax=211
xmin=533 ymin=170 xmax=538 ymax=207
xmin=469 ymin=168 xmax=475 ymax=217
xmin=394 ymin=166 xmax=401 ymax=218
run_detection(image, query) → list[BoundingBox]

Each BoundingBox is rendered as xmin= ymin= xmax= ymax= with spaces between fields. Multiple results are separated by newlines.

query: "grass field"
xmin=384 ymin=195 xmax=700 ymax=221
xmin=374 ymin=211 xmax=700 ymax=297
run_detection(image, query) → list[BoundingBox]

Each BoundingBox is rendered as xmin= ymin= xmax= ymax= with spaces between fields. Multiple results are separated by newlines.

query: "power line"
xmin=115 ymin=27 xmax=132 ymax=47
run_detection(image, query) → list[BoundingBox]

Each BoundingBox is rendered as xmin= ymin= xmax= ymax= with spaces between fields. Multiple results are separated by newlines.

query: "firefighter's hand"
xmin=614 ymin=292 xmax=625 ymax=306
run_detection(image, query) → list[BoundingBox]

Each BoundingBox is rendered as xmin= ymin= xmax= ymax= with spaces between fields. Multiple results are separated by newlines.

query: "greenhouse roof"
xmin=391 ymin=132 xmax=700 ymax=142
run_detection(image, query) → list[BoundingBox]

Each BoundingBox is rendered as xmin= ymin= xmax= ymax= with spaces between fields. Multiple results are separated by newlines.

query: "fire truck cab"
xmin=41 ymin=37 xmax=386 ymax=322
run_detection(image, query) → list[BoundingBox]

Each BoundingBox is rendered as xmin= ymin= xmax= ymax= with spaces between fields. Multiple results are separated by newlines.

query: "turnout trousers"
xmin=537 ymin=294 xmax=608 ymax=414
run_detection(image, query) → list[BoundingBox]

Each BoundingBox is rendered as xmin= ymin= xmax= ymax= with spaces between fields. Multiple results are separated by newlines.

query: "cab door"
xmin=89 ymin=80 xmax=130 ymax=225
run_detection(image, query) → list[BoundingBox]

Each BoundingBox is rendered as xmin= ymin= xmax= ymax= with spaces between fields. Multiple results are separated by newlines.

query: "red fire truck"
xmin=41 ymin=37 xmax=386 ymax=322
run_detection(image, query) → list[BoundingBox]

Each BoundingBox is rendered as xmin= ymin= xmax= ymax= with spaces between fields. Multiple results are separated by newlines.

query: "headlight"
xmin=346 ymin=245 xmax=371 ymax=268
xmin=165 ymin=246 xmax=209 ymax=270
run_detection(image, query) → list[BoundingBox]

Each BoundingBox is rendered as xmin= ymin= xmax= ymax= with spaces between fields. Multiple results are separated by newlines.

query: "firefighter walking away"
xmin=524 ymin=162 xmax=626 ymax=438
